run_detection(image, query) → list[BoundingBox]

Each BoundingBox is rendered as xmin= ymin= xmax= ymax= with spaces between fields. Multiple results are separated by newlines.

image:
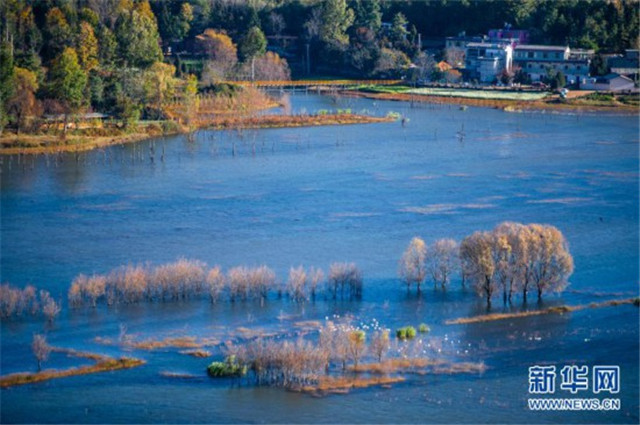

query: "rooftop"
xmin=514 ymin=45 xmax=568 ymax=51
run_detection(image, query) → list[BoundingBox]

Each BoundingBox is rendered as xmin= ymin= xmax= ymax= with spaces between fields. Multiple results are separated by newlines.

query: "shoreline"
xmin=339 ymin=89 xmax=639 ymax=115
xmin=0 ymin=113 xmax=394 ymax=156
xmin=445 ymin=297 xmax=639 ymax=325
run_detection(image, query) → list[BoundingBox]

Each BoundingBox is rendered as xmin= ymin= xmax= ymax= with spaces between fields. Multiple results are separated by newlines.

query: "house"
xmin=513 ymin=45 xmax=590 ymax=85
xmin=608 ymin=50 xmax=639 ymax=77
xmin=514 ymin=45 xmax=570 ymax=61
xmin=582 ymin=73 xmax=636 ymax=91
xmin=569 ymin=49 xmax=595 ymax=60
xmin=465 ymin=42 xmax=512 ymax=83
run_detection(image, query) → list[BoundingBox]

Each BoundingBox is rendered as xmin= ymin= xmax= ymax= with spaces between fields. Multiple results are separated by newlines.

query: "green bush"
xmin=418 ymin=323 xmax=430 ymax=334
xmin=207 ymin=355 xmax=247 ymax=377
xmin=396 ymin=326 xmax=417 ymax=340
xmin=405 ymin=326 xmax=416 ymax=339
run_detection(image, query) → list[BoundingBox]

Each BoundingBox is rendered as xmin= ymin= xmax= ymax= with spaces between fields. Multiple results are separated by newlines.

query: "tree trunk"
xmin=537 ymin=286 xmax=543 ymax=302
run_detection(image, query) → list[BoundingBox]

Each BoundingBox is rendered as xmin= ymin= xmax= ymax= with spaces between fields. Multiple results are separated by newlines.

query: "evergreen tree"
xmin=319 ymin=0 xmax=354 ymax=46
xmin=352 ymin=0 xmax=381 ymax=33
xmin=115 ymin=2 xmax=163 ymax=68
xmin=43 ymin=8 xmax=73 ymax=62
xmin=0 ymin=41 xmax=15 ymax=133
xmin=48 ymin=47 xmax=88 ymax=129
xmin=239 ymin=26 xmax=267 ymax=62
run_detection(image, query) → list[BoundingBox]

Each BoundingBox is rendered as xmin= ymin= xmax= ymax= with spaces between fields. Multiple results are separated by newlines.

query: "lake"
xmin=1 ymin=94 xmax=638 ymax=423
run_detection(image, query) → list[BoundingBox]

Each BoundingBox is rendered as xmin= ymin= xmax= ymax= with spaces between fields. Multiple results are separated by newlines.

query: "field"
xmin=405 ymin=87 xmax=550 ymax=101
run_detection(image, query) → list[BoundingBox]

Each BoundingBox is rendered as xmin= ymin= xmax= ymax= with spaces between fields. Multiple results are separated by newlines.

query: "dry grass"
xmin=179 ymin=349 xmax=212 ymax=358
xmin=203 ymin=113 xmax=392 ymax=130
xmin=0 ymin=356 xmax=145 ymax=388
xmin=0 ymin=131 xmax=164 ymax=155
xmin=446 ymin=297 xmax=639 ymax=325
xmin=126 ymin=336 xmax=219 ymax=350
xmin=159 ymin=371 xmax=200 ymax=379
xmin=295 ymin=375 xmax=405 ymax=396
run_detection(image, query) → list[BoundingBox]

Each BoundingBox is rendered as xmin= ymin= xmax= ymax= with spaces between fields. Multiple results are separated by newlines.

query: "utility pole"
xmin=305 ymin=43 xmax=311 ymax=75
xmin=251 ymin=57 xmax=255 ymax=81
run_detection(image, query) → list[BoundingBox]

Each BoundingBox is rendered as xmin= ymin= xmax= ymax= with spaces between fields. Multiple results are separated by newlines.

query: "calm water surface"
xmin=1 ymin=94 xmax=638 ymax=423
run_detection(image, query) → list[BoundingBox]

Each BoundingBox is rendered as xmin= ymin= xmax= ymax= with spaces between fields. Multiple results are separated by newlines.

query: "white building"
xmin=513 ymin=45 xmax=590 ymax=85
xmin=582 ymin=73 xmax=636 ymax=91
xmin=465 ymin=42 xmax=513 ymax=83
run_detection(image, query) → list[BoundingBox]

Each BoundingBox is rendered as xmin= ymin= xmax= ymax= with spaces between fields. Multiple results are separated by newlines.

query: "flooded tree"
xmin=459 ymin=231 xmax=496 ymax=309
xmin=328 ymin=262 xmax=363 ymax=300
xmin=527 ymin=224 xmax=574 ymax=302
xmin=41 ymin=291 xmax=61 ymax=323
xmin=286 ymin=266 xmax=308 ymax=302
xmin=239 ymin=338 xmax=328 ymax=388
xmin=399 ymin=237 xmax=427 ymax=292
xmin=347 ymin=330 xmax=366 ymax=367
xmin=427 ymin=239 xmax=459 ymax=290
xmin=32 ymin=334 xmax=51 ymax=371
xmin=369 ymin=329 xmax=390 ymax=362
xmin=459 ymin=222 xmax=573 ymax=308
xmin=493 ymin=222 xmax=532 ymax=304
xmin=205 ymin=267 xmax=225 ymax=303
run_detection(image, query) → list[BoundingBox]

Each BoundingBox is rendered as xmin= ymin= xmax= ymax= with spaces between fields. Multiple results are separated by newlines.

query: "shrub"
xmin=396 ymin=326 xmax=416 ymax=340
xmin=207 ymin=355 xmax=247 ymax=377
xmin=418 ymin=323 xmax=430 ymax=334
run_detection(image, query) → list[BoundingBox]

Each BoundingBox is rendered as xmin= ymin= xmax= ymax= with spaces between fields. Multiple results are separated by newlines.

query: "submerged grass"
xmin=295 ymin=375 xmax=405 ymax=396
xmin=349 ymin=358 xmax=486 ymax=375
xmin=446 ymin=297 xmax=639 ymax=325
xmin=204 ymin=113 xmax=393 ymax=130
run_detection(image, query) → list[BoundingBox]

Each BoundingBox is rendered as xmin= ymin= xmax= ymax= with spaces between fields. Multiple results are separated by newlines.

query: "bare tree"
xmin=328 ymin=263 xmax=363 ymax=300
xmin=347 ymin=330 xmax=366 ymax=367
xmin=459 ymin=231 xmax=497 ymax=309
xmin=399 ymin=237 xmax=427 ymax=292
xmin=528 ymin=224 xmax=574 ymax=302
xmin=286 ymin=266 xmax=308 ymax=302
xmin=206 ymin=267 xmax=225 ymax=303
xmin=40 ymin=291 xmax=61 ymax=323
xmin=32 ymin=334 xmax=52 ymax=371
xmin=427 ymin=238 xmax=459 ymax=290
xmin=370 ymin=329 xmax=390 ymax=362
xmin=308 ymin=267 xmax=324 ymax=300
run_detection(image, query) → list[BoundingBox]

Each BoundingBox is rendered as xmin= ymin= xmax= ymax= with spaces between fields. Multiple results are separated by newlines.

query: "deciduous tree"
xmin=32 ymin=334 xmax=51 ymax=371
xmin=399 ymin=237 xmax=427 ymax=292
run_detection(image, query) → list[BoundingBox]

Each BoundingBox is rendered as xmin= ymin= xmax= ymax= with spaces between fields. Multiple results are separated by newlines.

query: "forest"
xmin=1 ymin=0 xmax=639 ymax=135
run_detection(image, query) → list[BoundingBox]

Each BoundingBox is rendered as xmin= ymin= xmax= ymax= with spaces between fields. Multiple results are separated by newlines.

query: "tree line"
xmin=1 ymin=222 xmax=573 ymax=319
xmin=399 ymin=222 xmax=574 ymax=308
xmin=0 ymin=284 xmax=61 ymax=322
xmin=67 ymin=259 xmax=363 ymax=308
xmin=0 ymin=0 xmax=290 ymax=135
xmin=2 ymin=1 xmax=637 ymax=135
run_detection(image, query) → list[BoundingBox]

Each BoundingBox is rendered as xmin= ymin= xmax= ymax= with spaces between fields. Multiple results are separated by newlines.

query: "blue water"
xmin=1 ymin=94 xmax=638 ymax=423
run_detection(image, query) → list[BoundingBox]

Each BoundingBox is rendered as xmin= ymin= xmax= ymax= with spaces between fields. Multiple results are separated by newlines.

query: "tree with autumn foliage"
xmin=6 ymin=67 xmax=41 ymax=134
xmin=198 ymin=29 xmax=238 ymax=85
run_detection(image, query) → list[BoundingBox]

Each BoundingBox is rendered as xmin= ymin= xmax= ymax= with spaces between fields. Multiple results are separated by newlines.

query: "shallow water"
xmin=1 ymin=94 xmax=638 ymax=423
